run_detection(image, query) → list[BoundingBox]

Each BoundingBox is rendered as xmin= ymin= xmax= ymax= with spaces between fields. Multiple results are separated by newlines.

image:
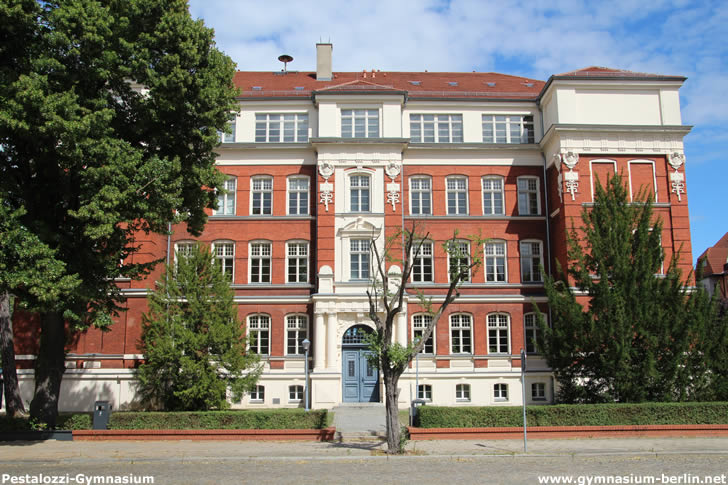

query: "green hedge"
xmin=108 ymin=409 xmax=328 ymax=430
xmin=0 ymin=409 xmax=327 ymax=431
xmin=416 ymin=402 xmax=728 ymax=428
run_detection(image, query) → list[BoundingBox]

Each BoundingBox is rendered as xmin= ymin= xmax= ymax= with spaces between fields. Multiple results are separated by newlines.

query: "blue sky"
xmin=188 ymin=0 xmax=727 ymax=265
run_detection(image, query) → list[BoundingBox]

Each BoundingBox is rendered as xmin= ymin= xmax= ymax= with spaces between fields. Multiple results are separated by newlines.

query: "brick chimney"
xmin=316 ymin=43 xmax=333 ymax=81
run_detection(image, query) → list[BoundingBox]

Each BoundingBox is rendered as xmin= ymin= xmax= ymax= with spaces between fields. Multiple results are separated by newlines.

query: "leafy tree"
xmin=0 ymin=0 xmax=238 ymax=425
xmin=136 ymin=243 xmax=261 ymax=411
xmin=366 ymin=226 xmax=482 ymax=453
xmin=538 ymin=174 xmax=725 ymax=403
xmin=0 ymin=203 xmax=80 ymax=417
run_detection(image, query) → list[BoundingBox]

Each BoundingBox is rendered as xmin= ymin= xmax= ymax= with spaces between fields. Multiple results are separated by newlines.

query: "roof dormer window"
xmin=448 ymin=81 xmax=458 ymax=86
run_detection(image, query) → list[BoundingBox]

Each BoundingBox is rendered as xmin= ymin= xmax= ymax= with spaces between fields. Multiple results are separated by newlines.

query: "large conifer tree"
xmin=539 ymin=174 xmax=726 ymax=403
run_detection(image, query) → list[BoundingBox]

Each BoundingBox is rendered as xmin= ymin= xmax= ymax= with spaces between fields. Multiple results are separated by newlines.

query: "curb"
xmin=73 ymin=427 xmax=336 ymax=441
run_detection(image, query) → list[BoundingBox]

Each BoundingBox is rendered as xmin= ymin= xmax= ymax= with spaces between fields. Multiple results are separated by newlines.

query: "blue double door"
xmin=342 ymin=348 xmax=379 ymax=402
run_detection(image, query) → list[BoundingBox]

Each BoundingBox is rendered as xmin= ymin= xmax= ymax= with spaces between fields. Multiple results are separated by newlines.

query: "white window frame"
xmin=417 ymin=384 xmax=433 ymax=402
xmin=251 ymin=175 xmax=273 ymax=215
xmin=524 ymin=313 xmax=540 ymax=354
xmin=531 ymin=382 xmax=546 ymax=401
xmin=341 ymin=109 xmax=379 ymax=138
xmin=349 ymin=174 xmax=371 ymax=212
xmin=255 ymin=113 xmax=309 ymax=143
xmin=446 ymin=176 xmax=468 ymax=215
xmin=412 ymin=241 xmax=434 ymax=283
xmin=286 ymin=240 xmax=309 ymax=284
xmin=212 ymin=240 xmax=235 ymax=282
xmin=350 ymin=238 xmax=371 ymax=281
xmin=449 ymin=313 xmax=472 ymax=354
xmin=589 ymin=159 xmax=618 ymax=201
xmin=494 ymin=383 xmax=509 ymax=401
xmin=627 ymin=160 xmax=658 ymax=203
xmin=249 ymin=385 xmax=265 ymax=403
xmin=455 ymin=383 xmax=471 ymax=402
xmin=248 ymin=314 xmax=270 ymax=356
xmin=287 ymin=176 xmax=309 ymax=215
xmin=249 ymin=241 xmax=272 ymax=284
xmin=487 ymin=313 xmax=510 ymax=354
xmin=288 ymin=385 xmax=304 ymax=402
xmin=214 ymin=176 xmax=236 ymax=216
xmin=409 ymin=176 xmax=432 ymax=215
xmin=482 ymin=114 xmax=535 ymax=144
xmin=409 ymin=114 xmax=463 ymax=143
xmin=219 ymin=113 xmax=237 ymax=143
xmin=412 ymin=313 xmax=435 ymax=354
xmin=484 ymin=240 xmax=507 ymax=283
xmin=481 ymin=176 xmax=505 ymax=215
xmin=286 ymin=314 xmax=309 ymax=356
xmin=520 ymin=240 xmax=543 ymax=283
xmin=174 ymin=241 xmax=196 ymax=266
xmin=447 ymin=240 xmax=471 ymax=282
xmin=517 ymin=176 xmax=540 ymax=216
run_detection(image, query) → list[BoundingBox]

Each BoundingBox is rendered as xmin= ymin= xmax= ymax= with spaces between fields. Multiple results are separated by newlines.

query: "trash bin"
xmin=93 ymin=401 xmax=112 ymax=430
xmin=410 ymin=398 xmax=427 ymax=426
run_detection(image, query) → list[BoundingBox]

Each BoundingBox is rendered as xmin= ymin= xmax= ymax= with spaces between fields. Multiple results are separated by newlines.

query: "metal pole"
xmin=521 ymin=348 xmax=527 ymax=453
xmin=304 ymin=347 xmax=310 ymax=412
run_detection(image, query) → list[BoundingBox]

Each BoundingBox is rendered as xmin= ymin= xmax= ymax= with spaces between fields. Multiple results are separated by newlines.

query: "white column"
xmin=326 ymin=312 xmax=337 ymax=370
xmin=314 ymin=312 xmax=325 ymax=370
xmin=396 ymin=312 xmax=407 ymax=346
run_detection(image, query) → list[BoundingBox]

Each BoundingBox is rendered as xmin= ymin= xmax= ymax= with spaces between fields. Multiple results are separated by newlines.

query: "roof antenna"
xmin=278 ymin=54 xmax=293 ymax=73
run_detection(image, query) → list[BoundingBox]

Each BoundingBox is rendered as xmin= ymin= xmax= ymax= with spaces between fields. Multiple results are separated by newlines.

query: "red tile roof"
xmin=554 ymin=66 xmax=685 ymax=80
xmin=232 ymin=71 xmax=545 ymax=99
xmin=698 ymin=232 xmax=728 ymax=275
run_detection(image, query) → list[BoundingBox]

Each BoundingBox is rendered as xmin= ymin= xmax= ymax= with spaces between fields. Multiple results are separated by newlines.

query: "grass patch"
xmin=416 ymin=402 xmax=728 ymax=428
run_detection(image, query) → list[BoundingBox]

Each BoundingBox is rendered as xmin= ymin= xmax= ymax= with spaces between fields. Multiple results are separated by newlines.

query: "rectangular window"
xmin=289 ymin=385 xmax=304 ymax=402
xmin=251 ymin=176 xmax=273 ymax=215
xmin=456 ymin=384 xmax=470 ymax=402
xmin=248 ymin=315 xmax=270 ymax=355
xmin=288 ymin=177 xmax=309 ymax=215
xmin=531 ymin=382 xmax=546 ymax=401
xmin=412 ymin=314 xmax=434 ymax=354
xmin=219 ymin=114 xmax=236 ymax=143
xmin=482 ymin=176 xmax=504 ymax=215
xmin=482 ymin=115 xmax=534 ymax=144
xmin=213 ymin=242 xmax=234 ymax=281
xmin=517 ymin=177 xmax=539 ymax=215
xmin=341 ymin=109 xmax=379 ymax=138
xmin=250 ymin=242 xmax=271 ymax=283
xmin=350 ymin=175 xmax=370 ymax=212
xmin=525 ymin=313 xmax=539 ymax=354
xmin=494 ymin=383 xmax=509 ymax=401
xmin=410 ymin=177 xmax=432 ymax=215
xmin=488 ymin=313 xmax=510 ymax=354
xmin=417 ymin=384 xmax=432 ymax=401
xmin=448 ymin=241 xmax=470 ymax=282
xmin=412 ymin=241 xmax=433 ymax=283
xmin=484 ymin=241 xmax=506 ymax=282
xmin=286 ymin=242 xmax=308 ymax=283
xmin=215 ymin=177 xmax=236 ymax=215
xmin=350 ymin=239 xmax=370 ymax=280
xmin=410 ymin=114 xmax=463 ymax=143
xmin=250 ymin=385 xmax=264 ymax=402
xmin=255 ymin=113 xmax=308 ymax=143
xmin=450 ymin=314 xmax=472 ymax=354
xmin=286 ymin=315 xmax=308 ymax=355
xmin=520 ymin=241 xmax=543 ymax=283
xmin=446 ymin=177 xmax=468 ymax=215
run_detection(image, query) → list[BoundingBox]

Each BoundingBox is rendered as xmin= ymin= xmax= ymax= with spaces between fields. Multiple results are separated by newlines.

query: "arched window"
xmin=350 ymin=174 xmax=370 ymax=212
xmin=449 ymin=314 xmax=472 ymax=354
xmin=412 ymin=314 xmax=434 ymax=354
xmin=482 ymin=176 xmax=504 ymax=215
xmin=247 ymin=314 xmax=270 ymax=355
xmin=212 ymin=240 xmax=234 ymax=282
xmin=484 ymin=240 xmax=507 ymax=282
xmin=286 ymin=314 xmax=308 ymax=355
xmin=487 ymin=313 xmax=510 ymax=354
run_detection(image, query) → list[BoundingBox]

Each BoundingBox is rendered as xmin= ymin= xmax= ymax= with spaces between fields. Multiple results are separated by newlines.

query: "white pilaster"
xmin=326 ymin=312 xmax=337 ymax=370
xmin=314 ymin=312 xmax=325 ymax=370
xmin=396 ymin=312 xmax=407 ymax=346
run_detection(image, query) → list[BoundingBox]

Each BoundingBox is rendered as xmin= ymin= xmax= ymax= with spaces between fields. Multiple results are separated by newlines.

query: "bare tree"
xmin=365 ymin=224 xmax=482 ymax=453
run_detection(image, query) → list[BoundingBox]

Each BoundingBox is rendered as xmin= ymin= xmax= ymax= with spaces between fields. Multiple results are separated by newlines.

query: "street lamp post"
xmin=302 ymin=338 xmax=311 ymax=412
xmin=520 ymin=348 xmax=528 ymax=453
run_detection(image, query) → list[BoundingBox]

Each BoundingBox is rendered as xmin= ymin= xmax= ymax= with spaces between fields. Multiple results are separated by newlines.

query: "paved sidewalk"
xmin=1 ymin=437 xmax=726 ymax=464
xmin=332 ymin=403 xmax=387 ymax=438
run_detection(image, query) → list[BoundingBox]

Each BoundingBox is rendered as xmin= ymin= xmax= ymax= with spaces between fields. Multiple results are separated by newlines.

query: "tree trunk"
xmin=29 ymin=311 xmax=66 ymax=428
xmin=1 ymin=291 xmax=25 ymax=417
xmin=383 ymin=371 xmax=402 ymax=453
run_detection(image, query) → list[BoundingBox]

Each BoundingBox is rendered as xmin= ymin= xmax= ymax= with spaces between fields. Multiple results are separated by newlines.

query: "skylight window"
xmin=486 ymin=82 xmax=496 ymax=87
xmin=294 ymin=86 xmax=304 ymax=90
xmin=409 ymin=81 xmax=421 ymax=86
xmin=448 ymin=81 xmax=458 ymax=86
xmin=252 ymin=86 xmax=263 ymax=91
xmin=523 ymin=82 xmax=534 ymax=87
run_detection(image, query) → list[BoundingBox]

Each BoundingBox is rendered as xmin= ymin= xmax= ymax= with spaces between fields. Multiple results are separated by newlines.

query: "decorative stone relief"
xmin=561 ymin=152 xmax=580 ymax=201
xmin=318 ymin=162 xmax=335 ymax=212
xmin=385 ymin=161 xmax=401 ymax=181
xmin=385 ymin=161 xmax=402 ymax=211
xmin=668 ymin=152 xmax=685 ymax=171
xmin=668 ymin=152 xmax=686 ymax=202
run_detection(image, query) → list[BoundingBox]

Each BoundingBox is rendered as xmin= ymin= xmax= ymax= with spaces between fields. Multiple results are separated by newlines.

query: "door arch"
xmin=341 ymin=325 xmax=379 ymax=403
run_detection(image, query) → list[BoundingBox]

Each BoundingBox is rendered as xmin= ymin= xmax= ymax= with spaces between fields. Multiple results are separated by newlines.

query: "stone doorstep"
xmin=408 ymin=424 xmax=728 ymax=441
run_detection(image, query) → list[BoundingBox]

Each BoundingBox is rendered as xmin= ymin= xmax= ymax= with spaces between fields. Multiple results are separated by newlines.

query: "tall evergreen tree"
xmin=136 ymin=243 xmax=261 ymax=411
xmin=538 ymin=174 xmax=724 ymax=403
xmin=0 ymin=0 xmax=238 ymax=425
